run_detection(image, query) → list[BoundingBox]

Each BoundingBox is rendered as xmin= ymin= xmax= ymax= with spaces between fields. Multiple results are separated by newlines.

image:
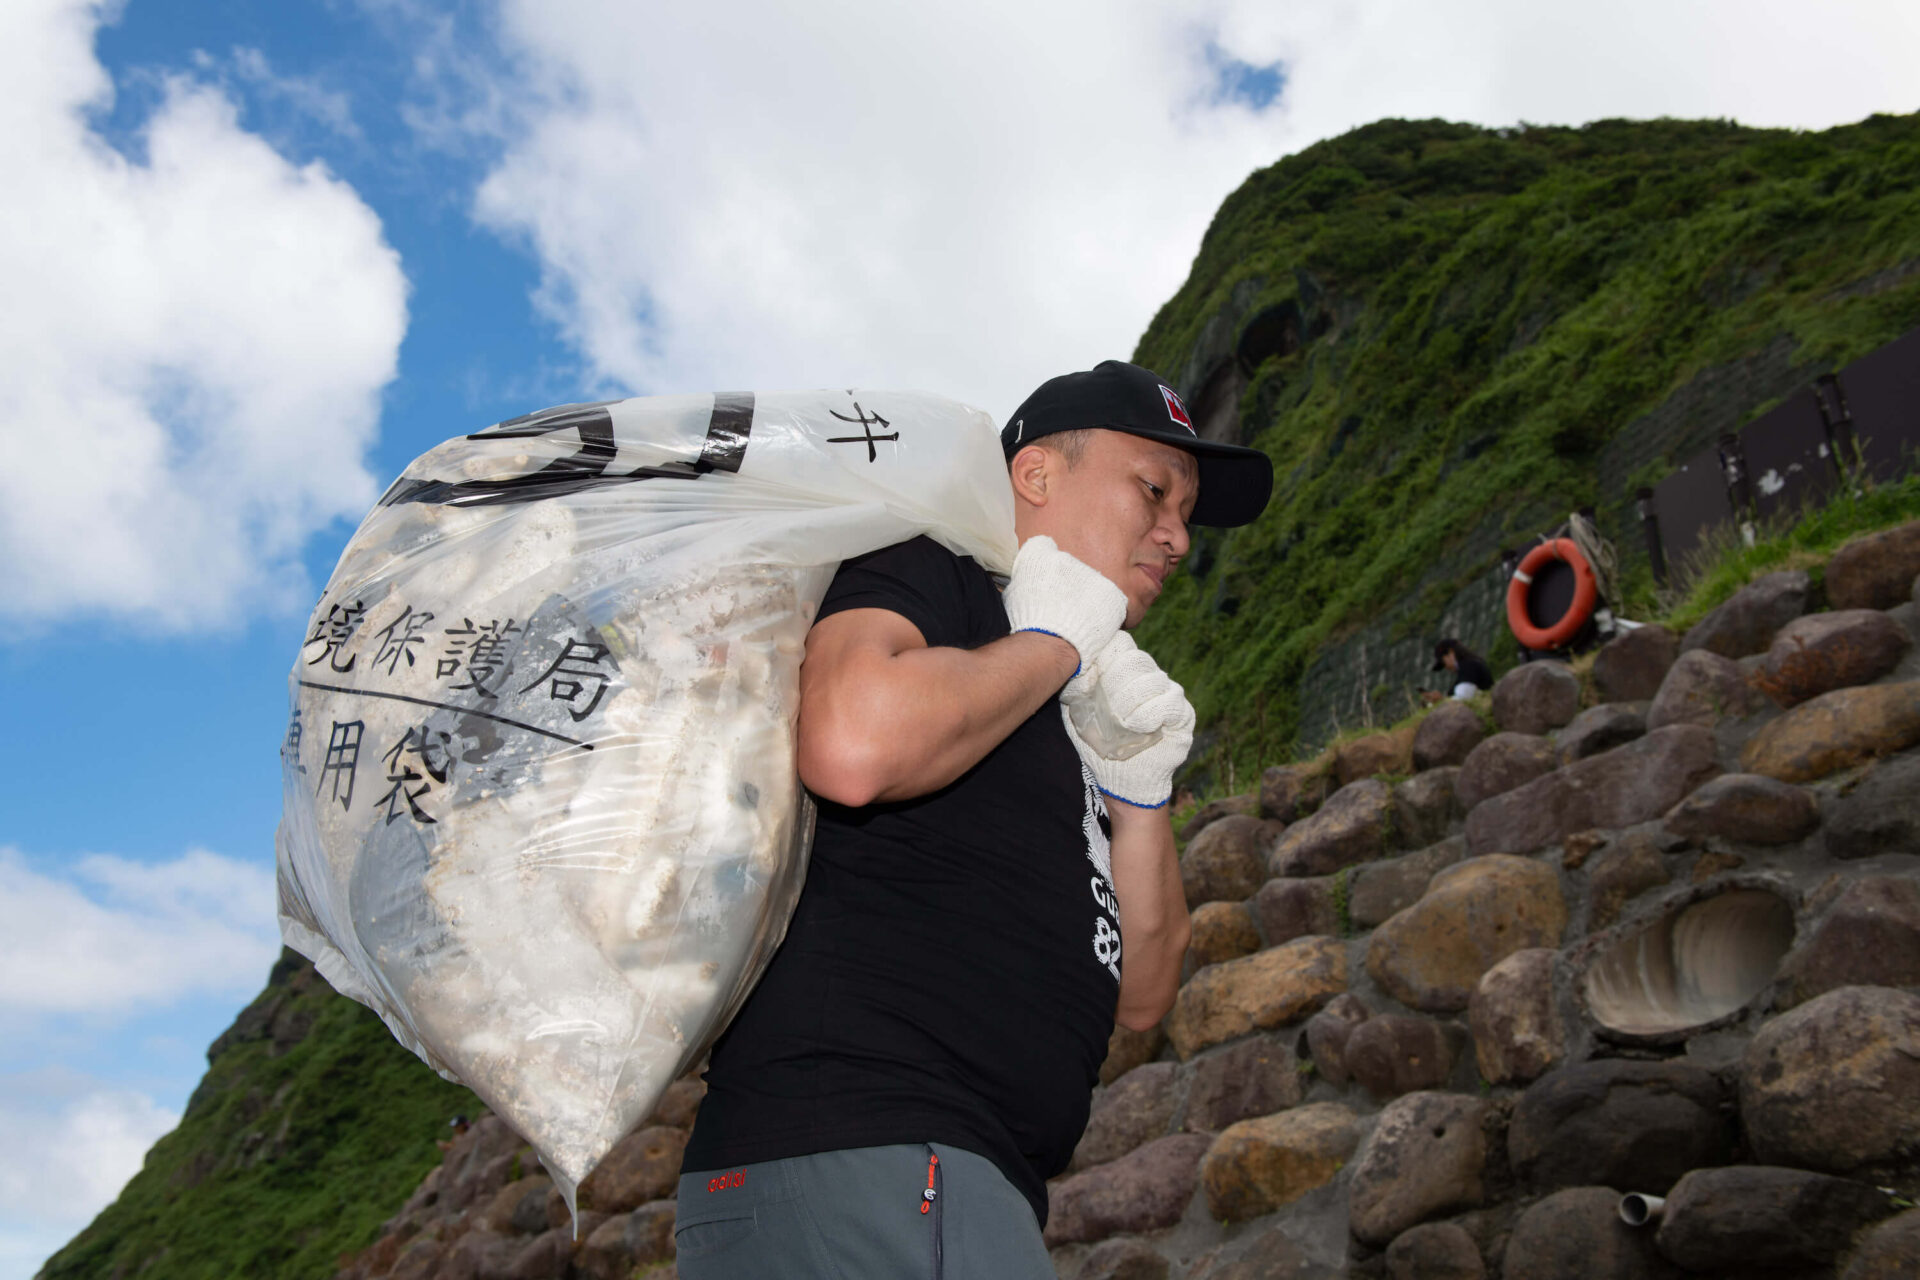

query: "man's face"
xmin=1016 ymin=430 xmax=1198 ymax=628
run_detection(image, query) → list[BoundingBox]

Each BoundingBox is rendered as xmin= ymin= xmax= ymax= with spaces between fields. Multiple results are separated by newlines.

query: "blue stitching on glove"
xmin=1015 ymin=626 xmax=1081 ymax=679
xmin=1096 ymin=785 xmax=1170 ymax=809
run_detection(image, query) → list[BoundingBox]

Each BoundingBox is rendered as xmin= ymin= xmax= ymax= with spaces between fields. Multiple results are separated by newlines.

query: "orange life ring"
xmin=1506 ymin=538 xmax=1599 ymax=651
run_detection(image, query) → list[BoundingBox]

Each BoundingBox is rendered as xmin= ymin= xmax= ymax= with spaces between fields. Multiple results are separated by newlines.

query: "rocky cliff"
xmin=1127 ymin=113 xmax=1920 ymax=772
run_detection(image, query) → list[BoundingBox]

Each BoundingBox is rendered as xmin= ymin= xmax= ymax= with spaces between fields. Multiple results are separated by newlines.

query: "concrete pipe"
xmin=1583 ymin=888 xmax=1794 ymax=1038
xmin=1619 ymin=1193 xmax=1665 ymax=1226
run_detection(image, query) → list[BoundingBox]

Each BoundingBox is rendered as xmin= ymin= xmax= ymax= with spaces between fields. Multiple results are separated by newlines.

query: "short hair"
xmin=1009 ymin=427 xmax=1095 ymax=470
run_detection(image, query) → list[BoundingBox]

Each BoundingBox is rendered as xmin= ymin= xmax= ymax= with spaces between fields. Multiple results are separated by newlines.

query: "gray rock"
xmin=1180 ymin=793 xmax=1259 ymax=842
xmin=1775 ymin=877 xmax=1920 ymax=1009
xmin=1385 ymin=1222 xmax=1484 ymax=1280
xmin=1646 ymin=649 xmax=1761 ymax=731
xmin=1662 ymin=772 xmax=1819 ymax=846
xmin=1843 ymin=1208 xmax=1920 ymax=1280
xmin=1348 ymin=1092 xmax=1491 ymax=1246
xmin=433 ymin=1231 xmax=514 ymax=1280
xmin=1269 ymin=778 xmax=1402 ymax=877
xmin=504 ymin=1177 xmax=556 ymax=1235
xmin=1455 ymin=733 xmax=1558 ymax=812
xmin=1393 ymin=768 xmax=1461 ymax=848
xmin=1189 ymin=1226 xmax=1343 ymax=1280
xmin=623 ymin=1202 xmax=676 ymax=1269
xmin=1349 ymin=837 xmax=1468 ymax=930
xmin=1740 ymin=985 xmax=1920 ymax=1176
xmin=1074 ymin=1062 xmax=1179 ymax=1169
xmin=1492 ymin=662 xmax=1583 ymax=735
xmin=1414 ymin=702 xmax=1488 ymax=771
xmin=1469 ymin=949 xmax=1562 ymax=1085
xmin=1465 ymin=725 xmax=1720 ymax=856
xmin=1334 ymin=727 xmax=1416 ymax=786
xmin=1681 ymin=569 xmax=1811 ymax=658
xmin=1367 ymin=856 xmax=1567 ymax=1012
xmin=1503 ymin=1186 xmax=1682 ymax=1280
xmin=1509 ymin=1059 xmax=1731 ymax=1194
xmin=1825 ymin=752 xmax=1920 ymax=860
xmin=1303 ymin=993 xmax=1370 ymax=1087
xmin=1654 ymin=1165 xmax=1896 ymax=1271
xmin=1344 ymin=1014 xmax=1458 ymax=1101
xmin=1201 ymin=1103 xmax=1361 ymax=1222
xmin=501 ymin=1226 xmax=572 ymax=1280
xmin=1250 ymin=876 xmax=1336 ymax=946
xmin=1741 ymin=679 xmax=1920 ymax=782
xmin=647 ymin=1076 xmax=705 ymax=1129
xmin=1557 ymin=703 xmax=1647 ymax=763
xmin=1593 ymin=625 xmax=1680 ymax=703
xmin=1182 ymin=815 xmax=1275 ymax=907
xmin=578 ymin=1126 xmax=685 ymax=1214
xmin=1182 ymin=1036 xmax=1302 ymax=1134
xmin=1826 ymin=519 xmax=1920 ymax=611
xmin=1166 ymin=936 xmax=1349 ymax=1059
xmin=1044 ymin=1133 xmax=1212 ymax=1246
xmin=1756 ymin=608 xmax=1912 ymax=707
xmin=385 ymin=1236 xmax=446 ymax=1280
xmin=1260 ymin=763 xmax=1331 ymax=822
xmin=1586 ymin=834 xmax=1673 ymax=930
xmin=1073 ymin=1236 xmax=1169 ymax=1280
xmin=1100 ymin=1024 xmax=1166 ymax=1087
xmin=1187 ymin=900 xmax=1262 ymax=972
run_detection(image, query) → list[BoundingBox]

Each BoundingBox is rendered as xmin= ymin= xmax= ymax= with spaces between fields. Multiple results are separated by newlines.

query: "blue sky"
xmin=2 ymin=0 xmax=1917 ymax=1274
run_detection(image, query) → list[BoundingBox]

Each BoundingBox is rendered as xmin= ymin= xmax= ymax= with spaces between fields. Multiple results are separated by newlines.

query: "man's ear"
xmin=1008 ymin=444 xmax=1053 ymax=507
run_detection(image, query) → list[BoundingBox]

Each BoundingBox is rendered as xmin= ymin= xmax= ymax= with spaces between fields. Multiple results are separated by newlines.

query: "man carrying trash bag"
xmin=676 ymin=361 xmax=1274 ymax=1278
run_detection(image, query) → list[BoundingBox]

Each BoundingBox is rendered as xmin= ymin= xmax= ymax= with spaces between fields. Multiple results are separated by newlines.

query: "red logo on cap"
xmin=1161 ymin=385 xmax=1194 ymax=434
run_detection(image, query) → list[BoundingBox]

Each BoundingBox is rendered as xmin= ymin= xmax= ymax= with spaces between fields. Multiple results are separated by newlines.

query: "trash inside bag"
xmin=275 ymin=389 xmax=1015 ymax=1218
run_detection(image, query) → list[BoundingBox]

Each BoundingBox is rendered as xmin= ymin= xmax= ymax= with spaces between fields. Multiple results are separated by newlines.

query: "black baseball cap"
xmin=1001 ymin=360 xmax=1274 ymax=527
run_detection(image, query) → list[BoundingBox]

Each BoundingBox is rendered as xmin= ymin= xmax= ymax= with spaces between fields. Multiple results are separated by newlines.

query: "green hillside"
xmin=37 ymin=951 xmax=476 ymax=1280
xmin=1129 ymin=113 xmax=1920 ymax=780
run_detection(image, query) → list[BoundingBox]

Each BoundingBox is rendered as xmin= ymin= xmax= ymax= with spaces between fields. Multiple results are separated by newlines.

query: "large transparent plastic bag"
xmin=275 ymin=390 xmax=1015 ymax=1216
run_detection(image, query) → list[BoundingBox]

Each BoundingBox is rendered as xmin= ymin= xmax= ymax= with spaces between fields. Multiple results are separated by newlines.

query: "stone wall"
xmin=1039 ymin=520 xmax=1920 ymax=1280
xmin=335 ymin=522 xmax=1920 ymax=1280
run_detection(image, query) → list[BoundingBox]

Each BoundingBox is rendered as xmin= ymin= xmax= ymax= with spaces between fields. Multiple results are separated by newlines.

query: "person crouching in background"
xmin=1432 ymin=638 xmax=1493 ymax=701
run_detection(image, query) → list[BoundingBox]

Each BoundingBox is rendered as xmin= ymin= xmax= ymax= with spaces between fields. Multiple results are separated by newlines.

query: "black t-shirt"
xmin=681 ymin=536 xmax=1123 ymax=1226
xmin=1456 ymin=652 xmax=1494 ymax=690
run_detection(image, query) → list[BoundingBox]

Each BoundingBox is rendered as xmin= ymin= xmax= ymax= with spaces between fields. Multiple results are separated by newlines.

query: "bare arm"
xmin=796 ymin=607 xmax=1080 ymax=806
xmin=1107 ymin=799 xmax=1190 ymax=1030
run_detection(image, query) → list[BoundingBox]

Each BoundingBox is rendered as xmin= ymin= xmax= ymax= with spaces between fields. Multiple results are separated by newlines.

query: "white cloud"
xmin=0 ymin=0 xmax=407 ymax=632
xmin=0 ymin=846 xmax=279 ymax=1017
xmin=453 ymin=0 xmax=1920 ymax=423
xmin=0 ymin=1070 xmax=181 ymax=1278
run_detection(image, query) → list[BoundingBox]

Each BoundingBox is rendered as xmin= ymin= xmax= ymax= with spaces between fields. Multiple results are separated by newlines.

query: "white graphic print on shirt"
xmin=1081 ymin=763 xmax=1122 ymax=982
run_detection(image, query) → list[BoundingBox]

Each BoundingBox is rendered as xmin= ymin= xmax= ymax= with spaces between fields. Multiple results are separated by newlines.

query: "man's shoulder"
xmin=843 ymin=535 xmax=974 ymax=576
xmin=819 ymin=536 xmax=996 ymax=647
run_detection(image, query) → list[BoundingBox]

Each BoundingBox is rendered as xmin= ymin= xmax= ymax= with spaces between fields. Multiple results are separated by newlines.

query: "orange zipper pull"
xmin=920 ymin=1151 xmax=940 ymax=1214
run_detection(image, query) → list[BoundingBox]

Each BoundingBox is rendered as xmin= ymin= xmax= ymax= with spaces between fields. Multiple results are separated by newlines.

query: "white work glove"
xmin=1060 ymin=631 xmax=1196 ymax=808
xmin=1000 ymin=535 xmax=1127 ymax=678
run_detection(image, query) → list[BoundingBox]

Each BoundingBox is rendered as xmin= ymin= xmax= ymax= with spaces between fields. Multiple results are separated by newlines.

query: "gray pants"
xmin=675 ymin=1143 xmax=1055 ymax=1280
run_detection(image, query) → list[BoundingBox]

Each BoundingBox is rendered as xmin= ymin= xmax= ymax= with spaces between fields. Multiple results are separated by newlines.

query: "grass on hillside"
xmin=1177 ymin=472 xmax=1920 ymax=808
xmin=39 ymin=959 xmax=477 ymax=1280
xmin=1128 ymin=113 xmax=1920 ymax=787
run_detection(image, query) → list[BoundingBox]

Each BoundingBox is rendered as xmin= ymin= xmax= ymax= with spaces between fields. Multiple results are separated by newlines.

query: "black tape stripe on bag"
xmin=382 ymin=392 xmax=755 ymax=507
